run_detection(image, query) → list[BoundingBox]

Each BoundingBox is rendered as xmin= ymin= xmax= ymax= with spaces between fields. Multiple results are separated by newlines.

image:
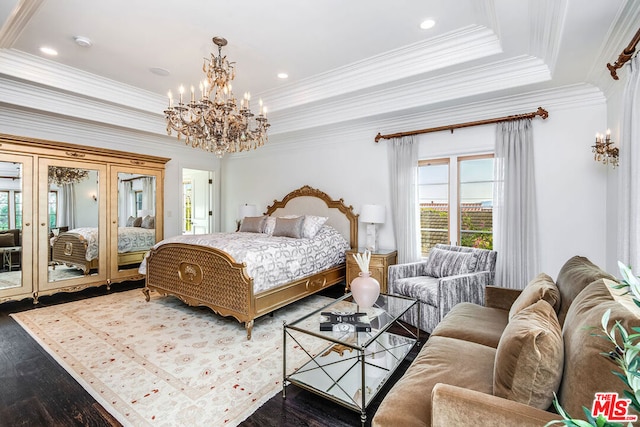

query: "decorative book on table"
xmin=319 ymin=311 xmax=371 ymax=332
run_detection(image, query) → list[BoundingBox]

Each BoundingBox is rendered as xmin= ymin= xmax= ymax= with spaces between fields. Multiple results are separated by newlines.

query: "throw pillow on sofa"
xmin=494 ymin=299 xmax=563 ymax=409
xmin=508 ymin=272 xmax=561 ymax=319
xmin=424 ymin=247 xmax=478 ymax=278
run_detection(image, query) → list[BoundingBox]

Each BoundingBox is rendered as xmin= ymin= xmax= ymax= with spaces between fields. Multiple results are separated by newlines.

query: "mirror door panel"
xmin=110 ymin=165 xmax=163 ymax=281
xmin=0 ymin=154 xmax=33 ymax=302
xmin=38 ymin=158 xmax=107 ymax=293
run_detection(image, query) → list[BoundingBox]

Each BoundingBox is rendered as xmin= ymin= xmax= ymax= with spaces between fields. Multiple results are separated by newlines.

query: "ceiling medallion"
xmin=164 ymin=36 xmax=269 ymax=158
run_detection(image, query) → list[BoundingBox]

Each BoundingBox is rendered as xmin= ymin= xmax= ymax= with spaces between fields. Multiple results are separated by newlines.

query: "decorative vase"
xmin=350 ymin=271 xmax=380 ymax=309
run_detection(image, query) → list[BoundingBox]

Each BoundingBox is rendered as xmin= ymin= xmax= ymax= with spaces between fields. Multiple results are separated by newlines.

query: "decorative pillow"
xmin=133 ymin=216 xmax=143 ymax=227
xmin=141 ymin=215 xmax=155 ymax=229
xmin=508 ymin=273 xmax=561 ymax=320
xmin=126 ymin=216 xmax=136 ymax=227
xmin=424 ymin=247 xmax=478 ymax=278
xmin=494 ymin=299 xmax=564 ymax=409
xmin=263 ymin=216 xmax=276 ymax=235
xmin=302 ymin=215 xmax=328 ymax=239
xmin=0 ymin=233 xmax=15 ymax=247
xmin=272 ymin=216 xmax=304 ymax=238
xmin=239 ymin=216 xmax=266 ymax=233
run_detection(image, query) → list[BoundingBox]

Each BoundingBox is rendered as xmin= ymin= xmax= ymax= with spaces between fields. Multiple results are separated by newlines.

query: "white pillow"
xmin=263 ymin=216 xmax=276 ymax=235
xmin=302 ymin=215 xmax=328 ymax=239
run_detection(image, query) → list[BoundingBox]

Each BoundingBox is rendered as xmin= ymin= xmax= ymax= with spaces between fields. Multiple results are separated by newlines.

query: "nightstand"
xmin=345 ymin=248 xmax=397 ymax=294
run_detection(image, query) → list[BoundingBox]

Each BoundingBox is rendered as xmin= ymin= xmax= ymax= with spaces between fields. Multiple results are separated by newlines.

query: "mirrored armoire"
xmin=0 ymin=133 xmax=169 ymax=304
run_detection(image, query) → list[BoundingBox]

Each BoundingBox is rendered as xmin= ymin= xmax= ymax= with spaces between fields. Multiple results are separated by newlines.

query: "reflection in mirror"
xmin=117 ymin=173 xmax=156 ymax=271
xmin=0 ymin=161 xmax=23 ymax=290
xmin=48 ymin=166 xmax=99 ymax=282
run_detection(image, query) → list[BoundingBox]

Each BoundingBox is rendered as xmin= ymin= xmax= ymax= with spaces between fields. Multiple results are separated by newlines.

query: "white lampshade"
xmin=360 ymin=204 xmax=386 ymax=224
xmin=238 ymin=204 xmax=258 ymax=219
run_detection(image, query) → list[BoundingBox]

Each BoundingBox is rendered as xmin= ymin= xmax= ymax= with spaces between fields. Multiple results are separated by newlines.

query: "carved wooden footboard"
xmin=143 ymin=185 xmax=358 ymax=340
xmin=51 ymin=232 xmax=96 ymax=274
xmin=142 ymin=242 xmax=346 ymax=339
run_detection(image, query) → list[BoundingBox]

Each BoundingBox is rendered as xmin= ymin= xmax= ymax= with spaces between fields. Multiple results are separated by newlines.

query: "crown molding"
xmin=259 ymin=25 xmax=502 ymax=112
xmin=269 ymin=55 xmax=551 ymax=135
xmin=529 ymin=0 xmax=568 ymax=74
xmin=0 ymin=0 xmax=44 ymax=48
xmin=0 ymin=49 xmax=166 ymax=113
xmin=228 ymin=83 xmax=604 ymax=159
xmin=0 ymin=74 xmax=166 ymax=135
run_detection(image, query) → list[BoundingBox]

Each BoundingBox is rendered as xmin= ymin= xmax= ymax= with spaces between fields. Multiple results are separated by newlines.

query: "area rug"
xmin=10 ymin=289 xmax=333 ymax=426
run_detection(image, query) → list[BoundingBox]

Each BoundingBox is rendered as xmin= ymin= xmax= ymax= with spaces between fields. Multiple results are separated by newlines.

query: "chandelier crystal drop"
xmin=48 ymin=167 xmax=89 ymax=185
xmin=164 ymin=36 xmax=270 ymax=158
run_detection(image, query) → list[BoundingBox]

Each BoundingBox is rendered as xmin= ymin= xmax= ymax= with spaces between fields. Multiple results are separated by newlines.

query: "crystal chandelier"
xmin=164 ymin=36 xmax=270 ymax=158
xmin=48 ymin=167 xmax=89 ymax=185
xmin=592 ymin=129 xmax=619 ymax=168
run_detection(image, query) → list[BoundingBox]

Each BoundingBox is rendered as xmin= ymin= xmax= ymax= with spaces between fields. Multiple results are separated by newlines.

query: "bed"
xmin=141 ymin=185 xmax=358 ymax=339
xmin=51 ymin=226 xmax=156 ymax=273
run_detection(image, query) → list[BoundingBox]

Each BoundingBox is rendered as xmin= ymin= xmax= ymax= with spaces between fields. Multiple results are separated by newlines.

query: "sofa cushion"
xmin=391 ymin=276 xmax=439 ymax=307
xmin=424 ymin=247 xmax=478 ymax=278
xmin=431 ymin=302 xmax=509 ymax=348
xmin=558 ymin=278 xmax=640 ymax=417
xmin=493 ymin=299 xmax=563 ymax=409
xmin=0 ymin=232 xmax=16 ymax=247
xmin=372 ymin=336 xmax=495 ymax=427
xmin=508 ymin=273 xmax=561 ymax=320
xmin=555 ymin=256 xmax=615 ymax=325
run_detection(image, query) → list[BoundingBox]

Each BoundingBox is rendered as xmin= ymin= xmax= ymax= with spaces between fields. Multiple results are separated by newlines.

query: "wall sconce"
xmin=360 ymin=204 xmax=386 ymax=252
xmin=91 ymin=193 xmax=97 ymax=202
xmin=592 ymin=129 xmax=619 ymax=167
xmin=237 ymin=204 xmax=258 ymax=231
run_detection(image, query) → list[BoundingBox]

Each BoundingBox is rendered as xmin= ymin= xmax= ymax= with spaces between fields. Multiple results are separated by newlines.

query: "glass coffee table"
xmin=283 ymin=292 xmax=419 ymax=425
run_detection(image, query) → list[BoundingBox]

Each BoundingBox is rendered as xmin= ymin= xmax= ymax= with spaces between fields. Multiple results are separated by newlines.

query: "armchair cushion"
xmin=424 ymin=247 xmax=478 ymax=278
xmin=392 ymin=276 xmax=439 ymax=307
xmin=494 ymin=300 xmax=563 ymax=409
xmin=508 ymin=272 xmax=560 ymax=320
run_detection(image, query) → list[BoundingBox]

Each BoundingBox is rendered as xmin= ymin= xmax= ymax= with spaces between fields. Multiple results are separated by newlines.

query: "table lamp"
xmin=360 ymin=204 xmax=386 ymax=252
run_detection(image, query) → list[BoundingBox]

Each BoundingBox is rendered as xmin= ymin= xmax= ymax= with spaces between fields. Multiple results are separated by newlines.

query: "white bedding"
xmin=54 ymin=227 xmax=156 ymax=261
xmin=139 ymin=225 xmax=350 ymax=293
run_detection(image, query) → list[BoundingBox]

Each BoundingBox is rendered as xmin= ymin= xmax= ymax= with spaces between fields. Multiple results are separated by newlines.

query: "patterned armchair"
xmin=388 ymin=244 xmax=497 ymax=333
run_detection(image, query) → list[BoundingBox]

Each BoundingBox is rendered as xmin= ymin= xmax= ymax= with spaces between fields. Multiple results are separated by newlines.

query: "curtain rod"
xmin=374 ymin=107 xmax=549 ymax=143
xmin=607 ymin=27 xmax=640 ymax=80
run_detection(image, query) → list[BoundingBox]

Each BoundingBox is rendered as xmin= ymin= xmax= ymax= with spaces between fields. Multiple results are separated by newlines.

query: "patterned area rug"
xmin=11 ymin=289 xmax=333 ymax=426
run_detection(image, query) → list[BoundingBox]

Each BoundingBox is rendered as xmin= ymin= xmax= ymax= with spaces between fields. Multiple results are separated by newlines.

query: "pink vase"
xmin=350 ymin=272 xmax=380 ymax=309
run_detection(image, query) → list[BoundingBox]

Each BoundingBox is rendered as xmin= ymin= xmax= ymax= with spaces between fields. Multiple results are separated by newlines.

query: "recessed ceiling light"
xmin=277 ymin=72 xmax=289 ymax=79
xmin=39 ymin=46 xmax=58 ymax=56
xmin=420 ymin=19 xmax=436 ymax=30
xmin=73 ymin=36 xmax=92 ymax=48
xmin=150 ymin=67 xmax=170 ymax=77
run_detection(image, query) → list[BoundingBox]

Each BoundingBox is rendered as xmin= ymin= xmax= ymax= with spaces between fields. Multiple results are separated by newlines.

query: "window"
xmin=135 ymin=191 xmax=142 ymax=215
xmin=14 ymin=192 xmax=22 ymax=229
xmin=418 ymin=154 xmax=494 ymax=256
xmin=48 ymin=191 xmax=58 ymax=228
xmin=0 ymin=191 xmax=8 ymax=230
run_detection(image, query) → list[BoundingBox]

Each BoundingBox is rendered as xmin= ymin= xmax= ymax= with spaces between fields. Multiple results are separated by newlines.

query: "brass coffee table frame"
xmin=282 ymin=292 xmax=419 ymax=426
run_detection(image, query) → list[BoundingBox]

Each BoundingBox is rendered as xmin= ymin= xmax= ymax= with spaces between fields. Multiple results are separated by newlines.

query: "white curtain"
xmin=59 ymin=183 xmax=76 ymax=229
xmin=118 ymin=180 xmax=134 ymax=225
xmin=387 ymin=135 xmax=420 ymax=264
xmin=141 ymin=177 xmax=155 ymax=212
xmin=618 ymin=55 xmax=640 ymax=269
xmin=493 ymin=119 xmax=538 ymax=289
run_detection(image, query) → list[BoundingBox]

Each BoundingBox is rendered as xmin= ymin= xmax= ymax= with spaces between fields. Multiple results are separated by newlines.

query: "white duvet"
xmin=139 ymin=225 xmax=350 ymax=293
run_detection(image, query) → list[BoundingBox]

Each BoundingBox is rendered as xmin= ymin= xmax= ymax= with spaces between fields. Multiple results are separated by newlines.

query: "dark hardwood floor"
xmin=0 ymin=282 xmax=425 ymax=426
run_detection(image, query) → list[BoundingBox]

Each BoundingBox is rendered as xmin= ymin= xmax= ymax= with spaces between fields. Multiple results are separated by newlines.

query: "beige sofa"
xmin=373 ymin=256 xmax=640 ymax=426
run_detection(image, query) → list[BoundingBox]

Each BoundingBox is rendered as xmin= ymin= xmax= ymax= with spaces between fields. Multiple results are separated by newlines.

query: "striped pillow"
xmin=424 ymin=248 xmax=478 ymax=278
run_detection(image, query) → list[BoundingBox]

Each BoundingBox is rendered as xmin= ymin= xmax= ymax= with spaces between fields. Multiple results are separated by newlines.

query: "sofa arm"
xmin=437 ymin=271 xmax=492 ymax=320
xmin=484 ymin=286 xmax=522 ymax=310
xmin=388 ymin=261 xmax=429 ymax=286
xmin=431 ymin=383 xmax=561 ymax=427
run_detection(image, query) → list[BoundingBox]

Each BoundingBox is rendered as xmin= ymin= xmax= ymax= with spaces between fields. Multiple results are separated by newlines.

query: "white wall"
xmin=223 ymin=99 xmax=610 ymax=279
